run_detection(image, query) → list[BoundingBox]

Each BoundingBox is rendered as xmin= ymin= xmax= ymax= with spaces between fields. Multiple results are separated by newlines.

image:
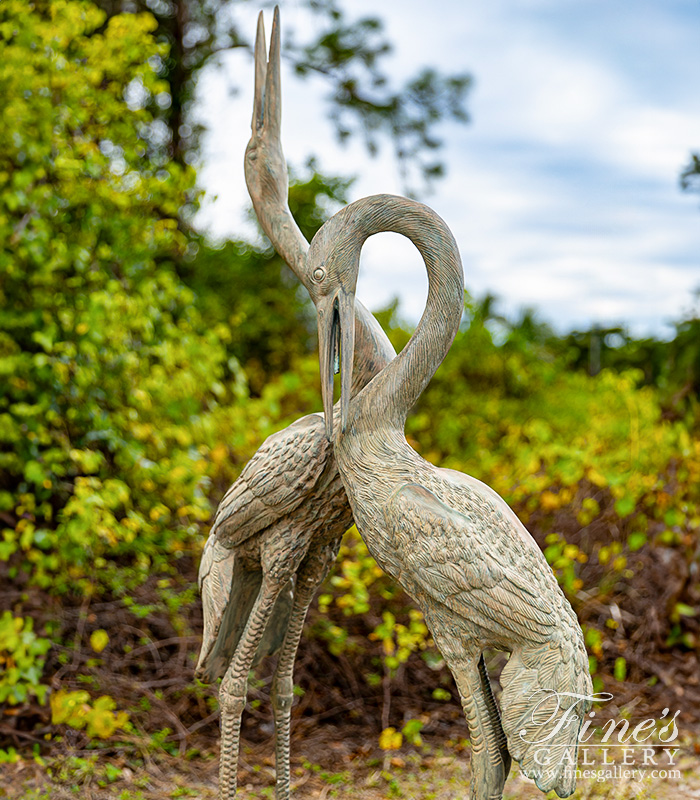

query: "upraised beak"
xmin=318 ymin=288 xmax=355 ymax=441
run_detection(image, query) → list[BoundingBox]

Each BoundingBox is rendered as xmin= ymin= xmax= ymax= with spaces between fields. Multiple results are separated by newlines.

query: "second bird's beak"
xmin=318 ymin=288 xmax=355 ymax=441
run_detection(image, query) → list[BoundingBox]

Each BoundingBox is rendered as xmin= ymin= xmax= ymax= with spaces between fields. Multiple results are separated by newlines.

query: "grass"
xmin=3 ymin=735 xmax=699 ymax=800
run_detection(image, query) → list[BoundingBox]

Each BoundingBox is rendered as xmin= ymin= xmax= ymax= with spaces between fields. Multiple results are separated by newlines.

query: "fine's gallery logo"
xmin=519 ymin=690 xmax=682 ymax=784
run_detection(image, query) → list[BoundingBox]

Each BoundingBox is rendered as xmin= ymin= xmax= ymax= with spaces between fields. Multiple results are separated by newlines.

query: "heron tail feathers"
xmin=500 ymin=640 xmax=592 ymax=797
xmin=196 ymin=552 xmax=260 ymax=683
xmin=196 ymin=548 xmax=294 ymax=683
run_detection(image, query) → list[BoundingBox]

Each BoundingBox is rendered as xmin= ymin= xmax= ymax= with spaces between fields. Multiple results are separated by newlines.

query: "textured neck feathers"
xmin=343 ymin=195 xmax=464 ymax=432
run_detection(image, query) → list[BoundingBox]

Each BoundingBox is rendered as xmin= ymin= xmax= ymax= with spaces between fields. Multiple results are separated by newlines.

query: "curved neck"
xmin=344 ymin=195 xmax=464 ymax=431
xmin=257 ymin=204 xmax=396 ymax=393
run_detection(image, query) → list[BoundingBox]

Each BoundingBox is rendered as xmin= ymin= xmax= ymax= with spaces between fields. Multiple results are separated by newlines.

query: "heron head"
xmin=306 ymin=206 xmax=362 ymax=442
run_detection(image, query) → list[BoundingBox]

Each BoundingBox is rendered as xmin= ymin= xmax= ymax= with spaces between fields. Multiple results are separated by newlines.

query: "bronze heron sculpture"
xmin=196 ymin=10 xmax=395 ymax=800
xmin=305 ymin=194 xmax=593 ymax=799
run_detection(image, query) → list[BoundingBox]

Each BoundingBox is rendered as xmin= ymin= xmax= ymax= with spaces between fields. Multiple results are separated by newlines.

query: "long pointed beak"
xmin=318 ymin=289 xmax=355 ymax=441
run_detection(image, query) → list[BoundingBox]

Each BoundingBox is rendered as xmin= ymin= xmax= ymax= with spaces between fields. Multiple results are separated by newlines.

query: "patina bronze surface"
xmin=308 ymin=194 xmax=593 ymax=800
xmin=198 ymin=9 xmax=592 ymax=800
xmin=196 ymin=10 xmax=395 ymax=800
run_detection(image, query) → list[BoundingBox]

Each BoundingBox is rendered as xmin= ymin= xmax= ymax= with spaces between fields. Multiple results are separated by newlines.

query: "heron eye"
xmin=312 ymin=266 xmax=326 ymax=282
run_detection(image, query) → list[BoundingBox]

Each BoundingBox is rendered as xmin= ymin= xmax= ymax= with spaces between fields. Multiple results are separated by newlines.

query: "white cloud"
xmin=608 ymin=106 xmax=700 ymax=181
xmin=194 ymin=0 xmax=700 ymax=336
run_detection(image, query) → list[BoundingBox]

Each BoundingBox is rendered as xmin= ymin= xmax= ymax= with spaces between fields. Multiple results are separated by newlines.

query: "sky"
xmin=195 ymin=0 xmax=700 ymax=337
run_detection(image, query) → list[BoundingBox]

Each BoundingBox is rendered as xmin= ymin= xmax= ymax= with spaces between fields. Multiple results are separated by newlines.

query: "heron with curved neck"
xmin=308 ymin=194 xmax=593 ymax=799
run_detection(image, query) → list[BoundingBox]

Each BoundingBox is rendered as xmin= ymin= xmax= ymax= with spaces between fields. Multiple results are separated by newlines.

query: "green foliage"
xmin=178 ymin=164 xmax=352 ymax=394
xmin=370 ymin=610 xmax=429 ymax=673
xmin=401 ymin=718 xmax=424 ymax=747
xmin=557 ymin=306 xmax=700 ymax=413
xmin=50 ymin=752 xmax=131 ymax=788
xmin=681 ymin=152 xmax=700 ymax=195
xmin=407 ymin=303 xmax=700 ymax=530
xmin=89 ymin=629 xmax=109 ymax=653
xmin=0 ymin=612 xmax=51 ymax=705
xmin=614 ymin=656 xmax=627 ymax=683
xmin=180 ymin=239 xmax=309 ymax=393
xmin=295 ymin=15 xmax=471 ymax=192
xmin=50 ymin=689 xmax=130 ymax=739
xmin=0 ymin=746 xmax=22 ymax=764
xmin=315 ymin=527 xmax=431 ymax=674
xmin=542 ymin=534 xmax=587 ymax=594
xmin=0 ymin=0 xmax=224 ymax=595
xmin=94 ymin=0 xmax=471 ymax=188
xmin=287 ymin=161 xmax=355 ymax=244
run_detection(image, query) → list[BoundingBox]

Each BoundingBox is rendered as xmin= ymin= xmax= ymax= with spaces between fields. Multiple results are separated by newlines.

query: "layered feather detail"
xmin=384 ymin=482 xmax=592 ymax=797
xmin=500 ymin=634 xmax=592 ymax=797
xmin=196 ymin=533 xmax=294 ymax=682
xmin=199 ymin=572 xmax=293 ymax=681
xmin=212 ymin=414 xmax=330 ymax=550
xmin=195 ymin=414 xmax=333 ymax=682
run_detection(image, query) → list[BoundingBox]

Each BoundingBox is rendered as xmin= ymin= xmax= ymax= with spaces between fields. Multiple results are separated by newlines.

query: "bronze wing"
xmin=211 ymin=413 xmax=331 ymax=547
xmin=197 ymin=414 xmax=329 ymax=681
xmin=385 ymin=483 xmax=557 ymax=646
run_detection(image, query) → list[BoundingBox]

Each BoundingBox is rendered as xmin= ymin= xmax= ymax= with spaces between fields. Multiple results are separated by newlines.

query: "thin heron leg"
xmin=478 ymin=654 xmax=511 ymax=778
xmin=448 ymin=653 xmax=510 ymax=800
xmin=271 ymin=545 xmax=338 ymax=800
xmin=218 ymin=579 xmax=281 ymax=800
